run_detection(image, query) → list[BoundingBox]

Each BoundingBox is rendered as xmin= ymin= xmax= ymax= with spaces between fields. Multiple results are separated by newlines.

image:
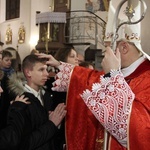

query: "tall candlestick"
xmin=128 ymin=0 xmax=131 ymax=8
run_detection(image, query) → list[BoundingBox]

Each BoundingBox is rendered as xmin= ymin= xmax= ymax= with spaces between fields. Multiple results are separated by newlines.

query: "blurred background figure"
xmin=77 ymin=53 xmax=84 ymax=64
xmin=54 ymin=46 xmax=79 ymax=66
xmin=30 ymin=49 xmax=39 ymax=55
xmin=79 ymin=61 xmax=94 ymax=69
xmin=1 ymin=50 xmax=15 ymax=77
xmin=45 ymin=46 xmax=79 ymax=150
xmin=0 ymin=51 xmax=2 ymax=68
xmin=0 ymin=50 xmax=15 ymax=129
xmin=0 ymin=68 xmax=30 ymax=149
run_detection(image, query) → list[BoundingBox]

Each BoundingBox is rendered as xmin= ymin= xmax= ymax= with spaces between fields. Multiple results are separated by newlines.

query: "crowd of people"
xmin=0 ymin=46 xmax=93 ymax=150
xmin=0 ymin=1 xmax=149 ymax=150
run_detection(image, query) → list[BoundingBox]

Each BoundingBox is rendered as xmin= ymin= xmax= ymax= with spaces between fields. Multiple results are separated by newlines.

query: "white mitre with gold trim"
xmin=118 ymin=1 xmax=150 ymax=61
xmin=104 ymin=0 xmax=150 ymax=61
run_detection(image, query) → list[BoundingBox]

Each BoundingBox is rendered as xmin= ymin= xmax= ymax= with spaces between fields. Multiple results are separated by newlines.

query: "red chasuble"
xmin=66 ymin=67 xmax=105 ymax=150
xmin=109 ymin=59 xmax=150 ymax=150
xmin=66 ymin=59 xmax=150 ymax=150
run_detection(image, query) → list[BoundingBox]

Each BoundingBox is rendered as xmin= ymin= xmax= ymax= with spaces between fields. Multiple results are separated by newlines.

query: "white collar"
xmin=121 ymin=56 xmax=146 ymax=77
xmin=24 ymin=84 xmax=40 ymax=96
xmin=24 ymin=84 xmax=44 ymax=105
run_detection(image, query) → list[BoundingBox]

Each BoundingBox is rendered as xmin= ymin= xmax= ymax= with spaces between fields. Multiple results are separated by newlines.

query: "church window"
xmin=6 ymin=0 xmax=20 ymax=20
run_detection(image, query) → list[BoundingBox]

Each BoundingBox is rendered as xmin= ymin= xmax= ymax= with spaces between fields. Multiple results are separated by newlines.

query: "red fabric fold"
xmin=110 ymin=60 xmax=150 ymax=150
xmin=65 ymin=60 xmax=150 ymax=150
xmin=66 ymin=67 xmax=104 ymax=150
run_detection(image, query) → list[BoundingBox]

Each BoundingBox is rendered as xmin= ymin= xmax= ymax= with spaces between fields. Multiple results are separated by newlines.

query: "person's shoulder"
xmin=10 ymin=101 xmax=27 ymax=111
xmin=23 ymin=92 xmax=35 ymax=98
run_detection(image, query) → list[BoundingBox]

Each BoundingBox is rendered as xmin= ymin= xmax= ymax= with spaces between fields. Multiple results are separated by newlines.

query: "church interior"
xmin=0 ymin=0 xmax=150 ymax=70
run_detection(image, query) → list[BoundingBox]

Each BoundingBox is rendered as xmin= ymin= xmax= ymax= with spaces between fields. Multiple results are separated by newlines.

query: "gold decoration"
xmin=41 ymin=23 xmax=52 ymax=54
xmin=5 ymin=25 xmax=12 ymax=44
xmin=103 ymin=0 xmax=109 ymax=11
xmin=18 ymin=25 xmax=25 ymax=44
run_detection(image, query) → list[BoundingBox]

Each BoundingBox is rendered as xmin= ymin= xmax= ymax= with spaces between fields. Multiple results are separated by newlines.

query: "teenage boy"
xmin=8 ymin=54 xmax=67 ymax=150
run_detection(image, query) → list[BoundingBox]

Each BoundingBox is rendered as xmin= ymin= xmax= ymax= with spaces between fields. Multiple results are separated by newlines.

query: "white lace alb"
xmin=52 ymin=62 xmax=75 ymax=92
xmin=80 ymin=70 xmax=135 ymax=147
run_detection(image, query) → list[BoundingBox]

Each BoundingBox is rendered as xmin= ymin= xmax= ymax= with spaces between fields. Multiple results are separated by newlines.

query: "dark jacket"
xmin=0 ymin=101 xmax=27 ymax=150
xmin=0 ymin=73 xmax=11 ymax=129
xmin=45 ymin=78 xmax=66 ymax=150
xmin=8 ymin=72 xmax=58 ymax=150
xmin=19 ymin=92 xmax=58 ymax=150
xmin=0 ymin=68 xmax=15 ymax=129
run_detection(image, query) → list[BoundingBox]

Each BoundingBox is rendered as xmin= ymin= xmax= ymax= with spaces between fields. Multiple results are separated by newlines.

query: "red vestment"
xmin=66 ymin=68 xmax=105 ymax=150
xmin=65 ymin=59 xmax=150 ymax=150
xmin=110 ymin=59 xmax=150 ymax=150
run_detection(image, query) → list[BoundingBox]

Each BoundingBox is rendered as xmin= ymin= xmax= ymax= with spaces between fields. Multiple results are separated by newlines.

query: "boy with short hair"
xmin=8 ymin=54 xmax=66 ymax=150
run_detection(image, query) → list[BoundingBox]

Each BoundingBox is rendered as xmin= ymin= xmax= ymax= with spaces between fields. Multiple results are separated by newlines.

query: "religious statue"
xmin=18 ymin=25 xmax=25 ymax=44
xmin=5 ymin=26 xmax=12 ymax=44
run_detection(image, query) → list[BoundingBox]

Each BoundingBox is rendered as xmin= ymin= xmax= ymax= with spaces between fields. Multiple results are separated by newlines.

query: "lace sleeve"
xmin=80 ymin=70 xmax=135 ymax=147
xmin=51 ymin=62 xmax=75 ymax=92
